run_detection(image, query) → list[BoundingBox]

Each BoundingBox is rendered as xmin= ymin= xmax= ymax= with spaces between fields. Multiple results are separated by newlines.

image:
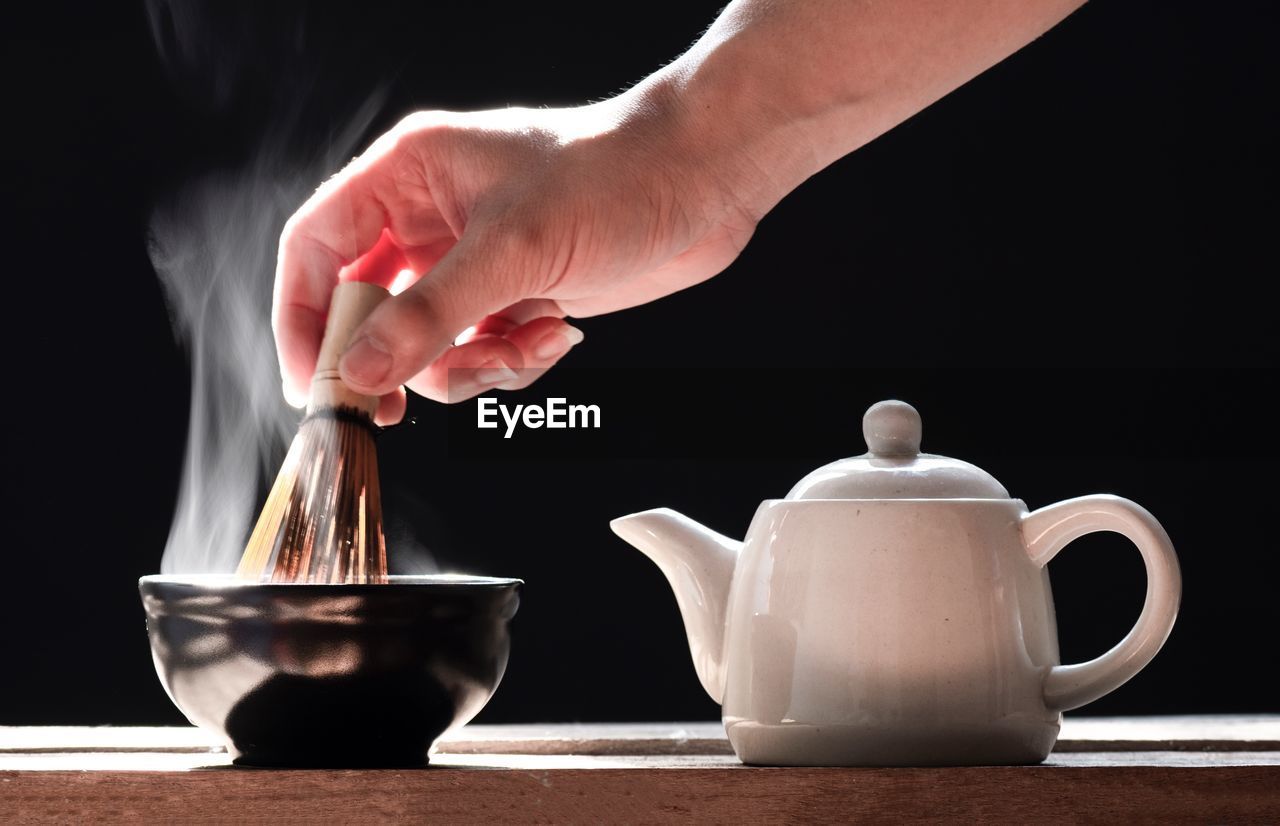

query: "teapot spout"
xmin=610 ymin=508 xmax=740 ymax=703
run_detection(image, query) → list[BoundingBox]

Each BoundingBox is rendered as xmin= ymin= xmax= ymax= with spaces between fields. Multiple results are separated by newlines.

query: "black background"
xmin=2 ymin=1 xmax=1277 ymax=726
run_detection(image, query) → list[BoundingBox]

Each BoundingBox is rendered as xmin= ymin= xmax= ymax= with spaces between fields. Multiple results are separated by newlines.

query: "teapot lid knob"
xmin=863 ymin=400 xmax=922 ymax=457
xmin=788 ymin=399 xmax=1009 ymax=499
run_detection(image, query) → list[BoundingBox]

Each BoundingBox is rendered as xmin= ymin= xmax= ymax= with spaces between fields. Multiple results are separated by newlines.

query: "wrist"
xmin=661 ymin=79 xmax=806 ymax=224
xmin=624 ymin=21 xmax=838 ymax=221
xmin=594 ymin=62 xmax=812 ymax=228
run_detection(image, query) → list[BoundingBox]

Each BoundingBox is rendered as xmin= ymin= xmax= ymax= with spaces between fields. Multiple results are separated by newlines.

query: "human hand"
xmin=274 ymin=89 xmax=763 ymax=424
xmin=276 ymin=0 xmax=1086 ymax=426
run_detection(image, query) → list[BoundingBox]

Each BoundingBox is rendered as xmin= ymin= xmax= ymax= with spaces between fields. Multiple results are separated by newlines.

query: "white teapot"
xmin=611 ymin=400 xmax=1180 ymax=766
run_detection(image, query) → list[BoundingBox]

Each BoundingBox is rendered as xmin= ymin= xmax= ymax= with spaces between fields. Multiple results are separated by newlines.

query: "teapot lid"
xmin=786 ymin=400 xmax=1010 ymax=500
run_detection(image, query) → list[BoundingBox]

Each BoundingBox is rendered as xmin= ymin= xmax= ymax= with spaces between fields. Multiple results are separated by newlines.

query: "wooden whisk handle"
xmin=308 ymin=281 xmax=390 ymax=417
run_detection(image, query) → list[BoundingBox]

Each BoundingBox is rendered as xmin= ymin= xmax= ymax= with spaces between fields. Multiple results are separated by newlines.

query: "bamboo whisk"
xmin=237 ymin=282 xmax=391 ymax=583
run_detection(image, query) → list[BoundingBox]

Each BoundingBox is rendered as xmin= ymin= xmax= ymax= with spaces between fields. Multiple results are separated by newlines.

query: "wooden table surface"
xmin=3 ymin=716 xmax=1277 ymax=823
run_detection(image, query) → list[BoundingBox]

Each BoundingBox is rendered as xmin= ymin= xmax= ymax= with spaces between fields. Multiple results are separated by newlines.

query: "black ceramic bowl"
xmin=140 ymin=574 xmax=521 ymax=767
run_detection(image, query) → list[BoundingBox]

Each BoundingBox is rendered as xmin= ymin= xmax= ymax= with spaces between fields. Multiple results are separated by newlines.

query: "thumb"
xmin=338 ymin=229 xmax=535 ymax=396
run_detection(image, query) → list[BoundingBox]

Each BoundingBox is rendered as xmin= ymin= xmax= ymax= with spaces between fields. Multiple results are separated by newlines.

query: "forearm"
xmin=625 ymin=0 xmax=1086 ymax=217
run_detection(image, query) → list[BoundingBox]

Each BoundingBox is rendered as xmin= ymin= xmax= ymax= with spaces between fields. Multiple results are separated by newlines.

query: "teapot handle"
xmin=1022 ymin=495 xmax=1181 ymax=712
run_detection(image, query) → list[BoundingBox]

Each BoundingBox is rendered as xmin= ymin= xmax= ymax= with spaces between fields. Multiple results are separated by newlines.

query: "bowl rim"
xmin=139 ymin=573 xmax=523 ymax=589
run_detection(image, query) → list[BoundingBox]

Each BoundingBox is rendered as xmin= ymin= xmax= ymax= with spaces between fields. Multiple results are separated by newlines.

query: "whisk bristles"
xmin=236 ymin=407 xmax=387 ymax=583
xmin=235 ymin=281 xmax=392 ymax=584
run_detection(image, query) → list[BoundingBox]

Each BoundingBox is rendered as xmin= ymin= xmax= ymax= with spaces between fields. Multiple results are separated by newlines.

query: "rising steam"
xmin=145 ymin=2 xmax=386 ymax=573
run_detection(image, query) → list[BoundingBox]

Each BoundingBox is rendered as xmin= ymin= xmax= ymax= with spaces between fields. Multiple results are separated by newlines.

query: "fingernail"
xmin=282 ymin=382 xmax=308 ymax=410
xmin=475 ymin=359 xmax=518 ymax=386
xmin=533 ymin=326 xmax=585 ymax=360
xmin=340 ymin=335 xmax=392 ymax=387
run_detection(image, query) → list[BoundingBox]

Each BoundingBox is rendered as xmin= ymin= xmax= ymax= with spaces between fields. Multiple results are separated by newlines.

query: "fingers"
xmin=283 ymin=228 xmax=411 ymax=417
xmin=465 ymin=298 xmax=565 ymax=338
xmin=405 ymin=335 xmax=527 ymax=403
xmin=273 ymin=133 xmax=416 ymax=402
xmin=406 ymin=316 xmax=585 ymax=403
xmin=494 ymin=316 xmax=584 ymax=390
xmin=341 ymin=229 xmax=409 ymax=287
xmin=374 ymin=386 xmax=408 ymax=427
xmin=277 ymin=304 xmax=326 ymax=408
xmin=338 ymin=230 xmax=533 ymax=397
